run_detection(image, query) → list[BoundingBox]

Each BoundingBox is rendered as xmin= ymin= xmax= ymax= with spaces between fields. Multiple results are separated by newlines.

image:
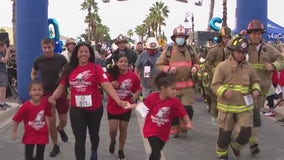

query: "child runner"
xmin=107 ymin=53 xmax=141 ymax=160
xmin=126 ymin=71 xmax=193 ymax=160
xmin=12 ymin=80 xmax=55 ymax=160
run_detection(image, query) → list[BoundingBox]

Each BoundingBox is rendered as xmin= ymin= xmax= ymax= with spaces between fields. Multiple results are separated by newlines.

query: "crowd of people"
xmin=2 ymin=19 xmax=284 ymax=160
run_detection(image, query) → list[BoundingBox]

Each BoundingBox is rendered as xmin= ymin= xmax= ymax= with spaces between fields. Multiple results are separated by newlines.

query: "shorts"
xmin=107 ymin=110 xmax=132 ymax=122
xmin=0 ymin=72 xmax=8 ymax=87
xmin=44 ymin=93 xmax=69 ymax=114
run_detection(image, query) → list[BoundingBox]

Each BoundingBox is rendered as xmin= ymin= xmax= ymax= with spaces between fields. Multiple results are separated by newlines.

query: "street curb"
xmin=0 ymin=102 xmax=19 ymax=128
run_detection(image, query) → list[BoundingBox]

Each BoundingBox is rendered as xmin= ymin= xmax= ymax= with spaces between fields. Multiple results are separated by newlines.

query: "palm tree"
xmin=222 ymin=0 xmax=228 ymax=27
xmin=81 ymin=0 xmax=101 ymax=41
xmin=149 ymin=1 xmax=169 ymax=36
xmin=11 ymin=0 xmax=16 ymax=45
xmin=135 ymin=24 xmax=147 ymax=42
xmin=207 ymin=0 xmax=215 ymax=31
xmin=127 ymin=29 xmax=134 ymax=39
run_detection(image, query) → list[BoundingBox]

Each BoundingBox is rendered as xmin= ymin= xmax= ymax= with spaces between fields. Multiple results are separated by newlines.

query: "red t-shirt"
xmin=107 ymin=71 xmax=141 ymax=115
xmin=60 ymin=62 xmax=109 ymax=110
xmin=12 ymin=98 xmax=52 ymax=144
xmin=142 ymin=92 xmax=187 ymax=142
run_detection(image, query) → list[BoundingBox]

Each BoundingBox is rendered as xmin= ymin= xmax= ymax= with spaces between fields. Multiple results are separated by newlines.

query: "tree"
xmin=207 ymin=0 xmax=215 ymax=31
xmin=222 ymin=0 xmax=228 ymax=27
xmin=81 ymin=0 xmax=101 ymax=41
xmin=135 ymin=24 xmax=147 ymax=42
xmin=127 ymin=29 xmax=134 ymax=39
xmin=11 ymin=0 xmax=16 ymax=45
xmin=149 ymin=1 xmax=169 ymax=36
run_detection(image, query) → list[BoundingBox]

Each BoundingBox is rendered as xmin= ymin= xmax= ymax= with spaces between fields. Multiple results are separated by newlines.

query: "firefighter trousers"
xmin=216 ymin=111 xmax=252 ymax=158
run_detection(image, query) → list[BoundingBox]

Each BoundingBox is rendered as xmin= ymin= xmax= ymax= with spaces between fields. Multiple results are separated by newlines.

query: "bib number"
xmin=75 ymin=95 xmax=92 ymax=107
xmin=143 ymin=66 xmax=151 ymax=78
xmin=243 ymin=94 xmax=253 ymax=107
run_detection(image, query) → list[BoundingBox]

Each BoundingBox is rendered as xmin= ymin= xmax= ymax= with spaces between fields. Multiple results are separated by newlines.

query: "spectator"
xmin=0 ymin=41 xmax=11 ymax=111
xmin=135 ymin=41 xmax=144 ymax=56
xmin=61 ymin=38 xmax=76 ymax=62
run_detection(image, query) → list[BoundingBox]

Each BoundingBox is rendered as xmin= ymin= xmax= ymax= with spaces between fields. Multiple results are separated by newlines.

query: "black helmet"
xmin=226 ymin=37 xmax=248 ymax=53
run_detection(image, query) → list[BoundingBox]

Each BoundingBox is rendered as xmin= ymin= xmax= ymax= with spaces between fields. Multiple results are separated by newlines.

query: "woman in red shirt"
xmin=48 ymin=42 xmax=127 ymax=160
xmin=12 ymin=80 xmax=54 ymax=160
xmin=106 ymin=54 xmax=141 ymax=160
xmin=126 ymin=72 xmax=193 ymax=160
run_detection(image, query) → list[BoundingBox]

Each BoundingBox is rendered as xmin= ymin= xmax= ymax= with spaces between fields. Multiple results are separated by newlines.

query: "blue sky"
xmin=0 ymin=0 xmax=283 ymax=41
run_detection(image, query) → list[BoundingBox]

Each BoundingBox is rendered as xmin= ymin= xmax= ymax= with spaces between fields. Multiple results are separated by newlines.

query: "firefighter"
xmin=156 ymin=24 xmax=199 ymax=137
xmin=211 ymin=36 xmax=261 ymax=160
xmin=237 ymin=20 xmax=284 ymax=156
xmin=202 ymin=26 xmax=232 ymax=124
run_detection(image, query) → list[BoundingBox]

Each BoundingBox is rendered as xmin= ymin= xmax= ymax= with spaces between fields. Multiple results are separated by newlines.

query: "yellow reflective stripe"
xmin=252 ymin=64 xmax=266 ymax=70
xmin=273 ymin=62 xmax=280 ymax=70
xmin=217 ymin=85 xmax=227 ymax=97
xmin=251 ymin=83 xmax=261 ymax=91
xmin=249 ymin=136 xmax=258 ymax=145
xmin=217 ymin=103 xmax=253 ymax=113
xmin=216 ymin=150 xmax=228 ymax=157
xmin=224 ymin=85 xmax=249 ymax=94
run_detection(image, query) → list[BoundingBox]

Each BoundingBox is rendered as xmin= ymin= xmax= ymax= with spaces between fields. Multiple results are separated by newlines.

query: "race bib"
xmin=75 ymin=95 xmax=92 ymax=107
xmin=243 ymin=94 xmax=254 ymax=107
xmin=143 ymin=66 xmax=151 ymax=78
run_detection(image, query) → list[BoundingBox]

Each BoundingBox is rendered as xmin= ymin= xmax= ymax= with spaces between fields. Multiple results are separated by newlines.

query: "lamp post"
xmin=184 ymin=12 xmax=195 ymax=42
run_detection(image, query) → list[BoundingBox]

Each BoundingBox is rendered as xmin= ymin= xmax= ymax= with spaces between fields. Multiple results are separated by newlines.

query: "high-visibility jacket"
xmin=156 ymin=44 xmax=199 ymax=89
xmin=211 ymin=56 xmax=261 ymax=113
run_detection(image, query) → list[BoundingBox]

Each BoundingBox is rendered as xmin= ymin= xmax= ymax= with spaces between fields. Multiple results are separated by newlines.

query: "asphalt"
xmin=1 ymin=94 xmax=284 ymax=160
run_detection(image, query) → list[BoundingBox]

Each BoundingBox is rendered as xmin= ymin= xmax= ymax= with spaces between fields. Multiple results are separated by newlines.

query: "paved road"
xmin=1 ymin=95 xmax=284 ymax=160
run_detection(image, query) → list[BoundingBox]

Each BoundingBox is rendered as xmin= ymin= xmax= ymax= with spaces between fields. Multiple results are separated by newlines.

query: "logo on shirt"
xmin=28 ymin=110 xmax=46 ymax=130
xmin=117 ymin=79 xmax=133 ymax=99
xmin=151 ymin=107 xmax=170 ymax=127
xmin=70 ymin=70 xmax=92 ymax=91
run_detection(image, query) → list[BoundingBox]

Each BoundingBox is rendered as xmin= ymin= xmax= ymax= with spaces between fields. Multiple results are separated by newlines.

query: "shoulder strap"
xmin=166 ymin=46 xmax=172 ymax=63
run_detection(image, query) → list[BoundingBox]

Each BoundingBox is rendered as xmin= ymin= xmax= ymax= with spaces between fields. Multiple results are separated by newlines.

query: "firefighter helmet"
xmin=115 ymin=34 xmax=128 ymax=44
xmin=219 ymin=26 xmax=232 ymax=37
xmin=226 ymin=37 xmax=248 ymax=53
xmin=170 ymin=25 xmax=189 ymax=41
xmin=246 ymin=20 xmax=266 ymax=33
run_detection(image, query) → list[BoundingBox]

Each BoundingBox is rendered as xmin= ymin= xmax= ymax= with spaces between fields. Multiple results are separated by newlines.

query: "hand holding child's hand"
xmin=48 ymin=97 xmax=56 ymax=107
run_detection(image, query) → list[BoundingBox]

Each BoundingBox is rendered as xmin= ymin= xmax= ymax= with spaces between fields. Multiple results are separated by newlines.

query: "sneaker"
xmin=57 ymin=126 xmax=68 ymax=142
xmin=90 ymin=151 xmax=97 ymax=160
xmin=0 ymin=104 xmax=6 ymax=111
xmin=211 ymin=116 xmax=217 ymax=126
xmin=3 ymin=103 xmax=11 ymax=108
xmin=263 ymin=111 xmax=275 ymax=117
xmin=230 ymin=144 xmax=240 ymax=157
xmin=250 ymin=144 xmax=260 ymax=156
xmin=109 ymin=141 xmax=116 ymax=154
xmin=118 ymin=150 xmax=126 ymax=160
xmin=49 ymin=145 xmax=60 ymax=157
xmin=170 ymin=127 xmax=180 ymax=138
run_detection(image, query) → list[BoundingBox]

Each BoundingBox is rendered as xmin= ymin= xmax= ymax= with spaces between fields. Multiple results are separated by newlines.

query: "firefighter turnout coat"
xmin=211 ymin=56 xmax=261 ymax=113
xmin=156 ymin=44 xmax=199 ymax=105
